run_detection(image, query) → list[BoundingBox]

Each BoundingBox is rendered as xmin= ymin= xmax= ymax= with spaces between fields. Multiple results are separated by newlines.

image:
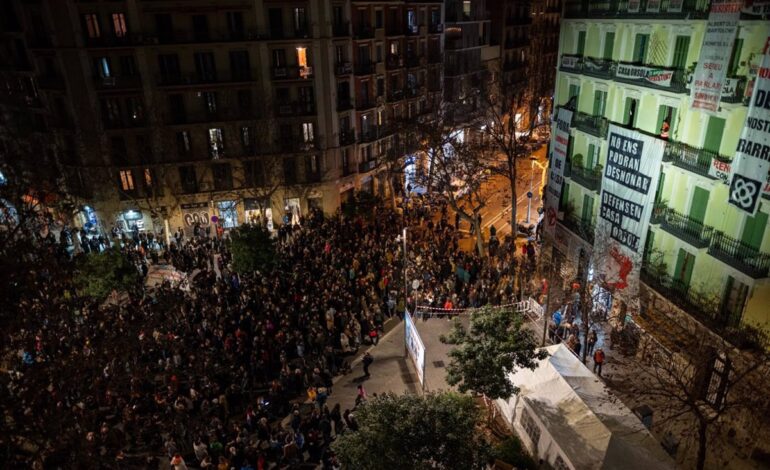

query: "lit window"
xmin=208 ymin=128 xmax=224 ymax=159
xmin=119 ymin=170 xmax=135 ymax=191
xmin=112 ymin=13 xmax=127 ymax=37
xmin=296 ymin=47 xmax=311 ymax=78
xmin=390 ymin=42 xmax=398 ymax=55
xmin=302 ymin=122 xmax=314 ymax=143
xmin=97 ymin=57 xmax=111 ymax=78
xmin=144 ymin=168 xmax=152 ymax=187
xmin=84 ymin=14 xmax=101 ymax=38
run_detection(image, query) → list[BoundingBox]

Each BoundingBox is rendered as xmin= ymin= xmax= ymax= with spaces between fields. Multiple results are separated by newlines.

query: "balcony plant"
xmin=571 ymin=153 xmax=584 ymax=170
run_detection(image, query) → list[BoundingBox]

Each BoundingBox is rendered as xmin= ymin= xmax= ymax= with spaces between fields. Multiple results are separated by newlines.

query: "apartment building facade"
xmin=551 ymin=1 xmax=770 ymax=337
xmin=6 ymin=0 xmax=444 ymax=235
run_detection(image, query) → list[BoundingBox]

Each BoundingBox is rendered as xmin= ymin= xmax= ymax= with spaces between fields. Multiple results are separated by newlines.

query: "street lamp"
xmin=526 ymin=157 xmax=548 ymax=224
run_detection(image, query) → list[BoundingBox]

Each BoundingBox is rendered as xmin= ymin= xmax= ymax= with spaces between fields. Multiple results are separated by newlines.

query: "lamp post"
xmin=526 ymin=158 xmax=535 ymax=223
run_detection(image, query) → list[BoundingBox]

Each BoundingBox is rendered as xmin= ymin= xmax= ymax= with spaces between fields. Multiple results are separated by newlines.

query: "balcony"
xmin=640 ymin=267 xmax=733 ymax=331
xmin=614 ymin=61 xmax=687 ymax=93
xmin=428 ymin=24 xmax=443 ymax=34
xmin=341 ymin=164 xmax=356 ymax=177
xmin=506 ymin=15 xmax=532 ymax=25
xmin=335 ymin=62 xmax=353 ymax=75
xmin=337 ymin=98 xmax=353 ymax=112
xmin=275 ymin=102 xmax=316 ymax=117
xmin=277 ymin=138 xmax=318 ymax=154
xmin=149 ymin=29 xmax=266 ymax=44
xmin=157 ymin=70 xmax=256 ymax=87
xmin=504 ymin=37 xmax=529 ymax=49
xmin=93 ymin=75 xmax=142 ymax=90
xmin=387 ymin=89 xmax=404 ymax=102
xmin=503 ymin=61 xmax=526 ymax=72
xmin=386 ymin=54 xmax=404 ymax=70
xmin=359 ymin=126 xmax=391 ymax=143
xmin=339 ymin=130 xmax=356 ymax=146
xmin=385 ymin=24 xmax=404 ymax=36
xmin=563 ymin=0 xmax=709 ymax=19
xmin=582 ymin=57 xmax=614 ymax=79
xmin=427 ymin=52 xmax=442 ymax=64
xmin=405 ymin=55 xmax=421 ymax=68
xmin=354 ymin=25 xmax=374 ymax=39
xmin=569 ymin=165 xmax=601 ymax=192
xmin=561 ymin=213 xmax=595 ymax=245
xmin=333 ymin=21 xmax=350 ymax=37
xmin=85 ymin=33 xmax=143 ymax=48
xmin=657 ymin=207 xmax=714 ymax=249
xmin=38 ymin=75 xmax=65 ymax=90
xmin=573 ymin=111 xmax=608 ymax=138
xmin=663 ymin=141 xmax=715 ymax=178
xmin=709 ymin=231 xmax=770 ymax=279
xmin=272 ymin=66 xmax=314 ymax=81
xmin=354 ymin=62 xmax=374 ymax=76
xmin=355 ymin=98 xmax=376 ymax=111
xmin=405 ymin=24 xmax=421 ymax=36
xmin=359 ymin=159 xmax=378 ymax=173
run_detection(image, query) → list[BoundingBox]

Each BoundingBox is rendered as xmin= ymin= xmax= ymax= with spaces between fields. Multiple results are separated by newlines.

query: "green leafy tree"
xmin=229 ymin=224 xmax=276 ymax=274
xmin=333 ymin=392 xmax=490 ymax=470
xmin=73 ymin=249 xmax=140 ymax=300
xmin=441 ymin=306 xmax=548 ymax=399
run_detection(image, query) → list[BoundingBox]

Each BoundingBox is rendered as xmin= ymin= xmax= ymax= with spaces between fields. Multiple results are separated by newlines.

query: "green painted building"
xmin=552 ymin=1 xmax=770 ymax=338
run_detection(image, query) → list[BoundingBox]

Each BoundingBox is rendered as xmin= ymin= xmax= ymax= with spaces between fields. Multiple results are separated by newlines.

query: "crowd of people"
xmin=1 ymin=197 xmax=539 ymax=469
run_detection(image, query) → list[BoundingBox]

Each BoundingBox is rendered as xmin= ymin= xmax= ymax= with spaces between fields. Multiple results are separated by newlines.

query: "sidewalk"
xmin=325 ymin=315 xmax=460 ymax=412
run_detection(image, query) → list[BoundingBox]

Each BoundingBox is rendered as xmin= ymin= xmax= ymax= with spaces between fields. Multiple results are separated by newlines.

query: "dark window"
xmin=212 ymin=163 xmax=233 ymax=190
xmin=269 ymin=8 xmax=283 ymax=38
xmin=243 ymin=160 xmax=265 ymax=187
xmin=293 ymin=7 xmax=307 ymax=36
xmin=168 ymin=94 xmax=186 ymax=123
xmin=283 ymin=156 xmax=297 ymax=184
xmin=375 ymin=10 xmax=383 ymax=28
xmin=230 ymin=50 xmax=251 ymax=80
xmin=201 ymin=91 xmax=217 ymax=116
xmin=111 ymin=136 xmax=128 ymax=165
xmin=176 ymin=131 xmax=192 ymax=158
xmin=126 ymin=96 xmax=144 ymax=124
xmin=241 ymin=126 xmax=255 ymax=154
xmin=178 ymin=165 xmax=198 ymax=193
xmin=158 ymin=54 xmax=180 ymax=82
xmin=101 ymin=98 xmax=122 ymax=127
xmin=135 ymin=134 xmax=152 ymax=163
xmin=120 ymin=55 xmax=137 ymax=76
xmin=192 ymin=15 xmax=209 ymax=41
xmin=194 ymin=52 xmax=217 ymax=82
xmin=272 ymin=49 xmax=286 ymax=68
xmin=155 ymin=14 xmax=173 ymax=43
xmin=226 ymin=12 xmax=244 ymax=39
xmin=237 ymin=90 xmax=252 ymax=117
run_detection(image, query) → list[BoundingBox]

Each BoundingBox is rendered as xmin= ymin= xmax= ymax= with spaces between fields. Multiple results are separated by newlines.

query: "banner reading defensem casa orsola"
xmin=594 ymin=125 xmax=666 ymax=298
xmin=728 ymin=40 xmax=770 ymax=215
xmin=543 ymin=107 xmax=573 ymax=238
xmin=689 ymin=0 xmax=741 ymax=112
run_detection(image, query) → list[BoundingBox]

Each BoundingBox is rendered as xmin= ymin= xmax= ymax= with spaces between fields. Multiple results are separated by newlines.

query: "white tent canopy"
xmin=496 ymin=344 xmax=675 ymax=470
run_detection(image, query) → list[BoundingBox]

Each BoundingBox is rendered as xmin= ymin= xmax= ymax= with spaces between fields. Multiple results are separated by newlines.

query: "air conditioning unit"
xmin=102 ymin=77 xmax=116 ymax=86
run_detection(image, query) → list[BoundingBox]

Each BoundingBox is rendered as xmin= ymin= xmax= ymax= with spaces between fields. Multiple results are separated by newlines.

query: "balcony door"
xmin=741 ymin=210 xmax=768 ymax=251
xmin=603 ymin=32 xmax=615 ymax=60
xmin=720 ymin=276 xmax=749 ymax=327
xmin=689 ymin=187 xmax=709 ymax=225
xmin=592 ymin=89 xmax=607 ymax=117
xmin=582 ymin=194 xmax=593 ymax=222
xmin=703 ymin=117 xmax=725 ymax=155
xmin=672 ymin=36 xmax=690 ymax=69
xmin=673 ymin=248 xmax=695 ymax=290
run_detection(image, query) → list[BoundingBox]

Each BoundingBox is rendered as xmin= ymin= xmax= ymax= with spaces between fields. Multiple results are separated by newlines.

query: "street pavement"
xmin=324 ymin=315 xmax=461 ymax=412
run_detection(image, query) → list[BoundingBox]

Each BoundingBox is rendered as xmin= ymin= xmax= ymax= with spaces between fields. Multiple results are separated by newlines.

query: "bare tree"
xmin=410 ymin=100 xmax=492 ymax=255
xmin=614 ymin=291 xmax=770 ymax=470
xmin=475 ymin=77 xmax=549 ymax=235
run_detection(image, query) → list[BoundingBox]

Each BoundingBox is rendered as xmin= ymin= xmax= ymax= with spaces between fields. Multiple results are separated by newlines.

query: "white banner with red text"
xmin=689 ymin=0 xmax=741 ymax=113
xmin=544 ymin=107 xmax=573 ymax=239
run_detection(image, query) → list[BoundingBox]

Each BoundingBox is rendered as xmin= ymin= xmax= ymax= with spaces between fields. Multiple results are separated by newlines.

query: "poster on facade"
xmin=543 ymin=107 xmax=573 ymax=238
xmin=710 ymin=158 xmax=770 ymax=196
xmin=180 ymin=203 xmax=211 ymax=229
xmin=594 ymin=125 xmax=666 ymax=298
xmin=727 ymin=43 xmax=770 ymax=215
xmin=689 ymin=0 xmax=741 ymax=112
xmin=615 ymin=63 xmax=674 ymax=87
xmin=404 ymin=311 xmax=425 ymax=386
